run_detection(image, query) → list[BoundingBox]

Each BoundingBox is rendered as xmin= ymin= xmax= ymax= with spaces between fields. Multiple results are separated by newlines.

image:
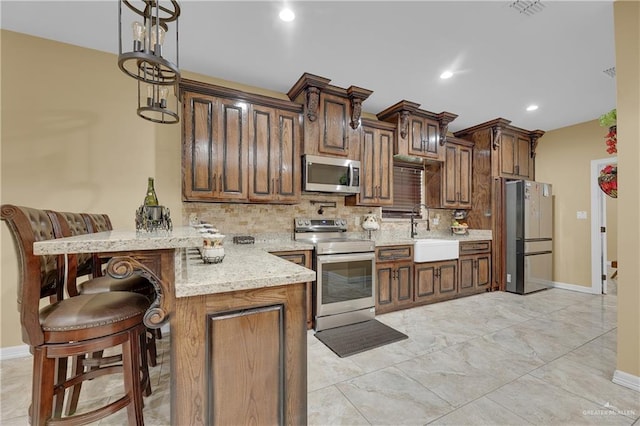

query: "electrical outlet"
xmin=577 ymin=211 xmax=588 ymax=220
xmin=507 ymin=273 xmax=511 ymax=283
xmin=432 ymin=217 xmax=439 ymax=225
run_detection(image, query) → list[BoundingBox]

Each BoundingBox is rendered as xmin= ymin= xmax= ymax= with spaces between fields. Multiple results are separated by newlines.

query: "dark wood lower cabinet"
xmin=171 ymin=283 xmax=307 ymax=426
xmin=458 ymin=240 xmax=492 ymax=295
xmin=272 ymin=250 xmax=314 ymax=329
xmin=208 ymin=305 xmax=284 ymax=425
xmin=376 ymin=262 xmax=413 ymax=314
xmin=414 ymin=260 xmax=458 ymax=304
xmin=375 ymin=246 xmax=414 ymax=314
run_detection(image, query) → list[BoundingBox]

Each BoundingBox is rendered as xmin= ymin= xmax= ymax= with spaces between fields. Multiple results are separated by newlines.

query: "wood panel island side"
xmin=33 ymin=227 xmax=316 ymax=425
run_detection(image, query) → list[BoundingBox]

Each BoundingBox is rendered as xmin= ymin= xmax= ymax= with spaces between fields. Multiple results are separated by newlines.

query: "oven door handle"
xmin=317 ymin=252 xmax=375 ymax=263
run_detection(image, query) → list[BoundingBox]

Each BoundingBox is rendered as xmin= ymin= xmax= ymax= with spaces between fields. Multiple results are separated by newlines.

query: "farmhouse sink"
xmin=414 ymin=239 xmax=459 ymax=262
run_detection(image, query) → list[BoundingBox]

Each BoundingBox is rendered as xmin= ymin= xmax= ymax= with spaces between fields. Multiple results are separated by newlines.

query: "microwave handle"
xmin=348 ymin=163 xmax=360 ymax=187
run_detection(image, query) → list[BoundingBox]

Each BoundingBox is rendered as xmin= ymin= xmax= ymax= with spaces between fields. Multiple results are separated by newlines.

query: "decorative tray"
xmin=451 ymin=226 xmax=469 ymax=235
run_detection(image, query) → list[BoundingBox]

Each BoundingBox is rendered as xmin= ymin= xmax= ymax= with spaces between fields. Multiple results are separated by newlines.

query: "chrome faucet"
xmin=410 ymin=203 xmax=430 ymax=238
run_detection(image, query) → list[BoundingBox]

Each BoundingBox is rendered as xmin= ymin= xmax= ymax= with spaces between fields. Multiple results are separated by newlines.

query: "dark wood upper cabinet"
xmin=248 ymin=105 xmax=301 ymax=203
xmin=346 ymin=119 xmax=395 ymax=207
xmin=181 ymin=79 xmax=302 ymax=204
xmin=377 ymin=100 xmax=458 ymax=161
xmin=182 ymin=91 xmax=248 ymax=202
xmin=287 ymin=73 xmax=372 ymax=159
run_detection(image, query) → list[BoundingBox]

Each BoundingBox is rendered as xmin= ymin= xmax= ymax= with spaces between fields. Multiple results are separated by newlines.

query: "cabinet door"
xmin=217 ymin=98 xmax=248 ymax=200
xmin=183 ymin=94 xmax=248 ymax=201
xmin=414 ymin=263 xmax=436 ymax=302
xmin=183 ymin=92 xmax=216 ymax=200
xmin=500 ymin=132 xmax=532 ymax=179
xmin=249 ymin=105 xmax=274 ymax=201
xmin=273 ymin=250 xmax=313 ymax=329
xmin=275 ymin=109 xmax=301 ymax=202
xmin=360 ymin=127 xmax=378 ymax=204
xmin=377 ymin=128 xmax=394 ymax=204
xmin=441 ymin=141 xmax=473 ymax=209
xmin=356 ymin=126 xmax=394 ymax=206
xmin=319 ymin=93 xmax=349 ymax=156
xmin=408 ymin=116 xmax=440 ymax=159
xmin=458 ymin=256 xmax=475 ymax=294
xmin=476 ymin=253 xmax=491 ymax=291
xmin=515 ymin=134 xmax=532 ymax=179
xmin=457 ymin=144 xmax=472 ymax=207
xmin=249 ymin=106 xmax=300 ymax=203
xmin=499 ymin=131 xmax=517 ymax=177
xmin=376 ymin=265 xmax=395 ymax=314
xmin=437 ymin=261 xmax=458 ymax=296
xmin=396 ymin=262 xmax=414 ymax=307
xmin=443 ymin=144 xmax=458 ymax=207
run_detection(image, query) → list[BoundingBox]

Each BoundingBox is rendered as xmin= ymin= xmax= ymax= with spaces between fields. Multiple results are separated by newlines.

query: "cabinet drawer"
xmin=273 ymin=251 xmax=311 ymax=267
xmin=376 ymin=245 xmax=413 ymax=262
xmin=459 ymin=240 xmax=491 ymax=255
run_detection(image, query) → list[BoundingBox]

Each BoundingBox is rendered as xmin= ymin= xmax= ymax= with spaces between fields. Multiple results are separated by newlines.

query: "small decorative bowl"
xmin=451 ymin=226 xmax=468 ymax=235
xmin=203 ymin=255 xmax=225 ymax=264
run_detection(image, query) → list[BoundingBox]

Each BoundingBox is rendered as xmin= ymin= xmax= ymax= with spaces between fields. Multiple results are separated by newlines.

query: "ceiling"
xmin=1 ymin=1 xmax=616 ymax=133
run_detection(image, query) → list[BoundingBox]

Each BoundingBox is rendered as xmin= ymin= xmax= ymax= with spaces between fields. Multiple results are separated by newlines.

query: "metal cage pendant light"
xmin=118 ymin=1 xmax=181 ymax=124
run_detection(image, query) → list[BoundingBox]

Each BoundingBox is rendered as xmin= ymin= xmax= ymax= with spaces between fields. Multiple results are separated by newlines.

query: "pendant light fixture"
xmin=118 ymin=1 xmax=181 ymax=124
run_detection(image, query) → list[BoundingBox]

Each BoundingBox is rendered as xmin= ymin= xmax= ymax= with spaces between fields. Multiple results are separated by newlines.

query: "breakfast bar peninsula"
xmin=34 ymin=227 xmax=315 ymax=425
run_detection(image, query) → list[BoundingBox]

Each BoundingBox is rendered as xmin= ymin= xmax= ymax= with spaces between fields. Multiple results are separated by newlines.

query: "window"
xmin=382 ymin=162 xmax=423 ymax=218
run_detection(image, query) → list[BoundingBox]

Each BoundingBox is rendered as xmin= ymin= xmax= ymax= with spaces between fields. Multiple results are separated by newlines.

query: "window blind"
xmin=382 ymin=162 xmax=423 ymax=218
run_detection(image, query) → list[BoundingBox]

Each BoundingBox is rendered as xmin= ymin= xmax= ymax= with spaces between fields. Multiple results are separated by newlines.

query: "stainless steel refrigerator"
xmin=505 ymin=180 xmax=553 ymax=294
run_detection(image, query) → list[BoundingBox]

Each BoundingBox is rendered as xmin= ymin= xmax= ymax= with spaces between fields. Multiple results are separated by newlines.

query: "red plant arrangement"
xmin=598 ymin=109 xmax=617 ymax=198
xmin=598 ymin=164 xmax=617 ymax=198
xmin=604 ymin=126 xmax=617 ymax=154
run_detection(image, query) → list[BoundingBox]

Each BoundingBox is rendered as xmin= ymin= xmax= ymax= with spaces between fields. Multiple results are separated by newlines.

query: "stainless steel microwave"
xmin=302 ymin=154 xmax=360 ymax=194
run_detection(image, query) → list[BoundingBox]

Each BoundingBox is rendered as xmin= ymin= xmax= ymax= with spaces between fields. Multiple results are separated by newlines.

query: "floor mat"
xmin=314 ymin=319 xmax=408 ymax=358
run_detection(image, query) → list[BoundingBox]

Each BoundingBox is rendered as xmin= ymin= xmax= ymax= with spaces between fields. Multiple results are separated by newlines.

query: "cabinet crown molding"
xmin=180 ymin=78 xmax=302 ymax=112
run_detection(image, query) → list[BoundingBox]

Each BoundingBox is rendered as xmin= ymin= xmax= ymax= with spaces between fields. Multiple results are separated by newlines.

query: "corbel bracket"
xmin=529 ymin=130 xmax=546 ymax=158
xmin=306 ymin=87 xmax=320 ymax=122
xmin=437 ymin=112 xmax=458 ymax=145
xmin=491 ymin=125 xmax=503 ymax=150
xmin=399 ymin=111 xmax=410 ymax=139
xmin=347 ymin=86 xmax=373 ymax=130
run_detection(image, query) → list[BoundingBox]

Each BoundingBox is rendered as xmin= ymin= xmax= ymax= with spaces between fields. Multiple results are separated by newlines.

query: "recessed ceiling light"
xmin=440 ymin=71 xmax=453 ymax=79
xmin=526 ymin=104 xmax=539 ymax=111
xmin=279 ymin=8 xmax=295 ymax=22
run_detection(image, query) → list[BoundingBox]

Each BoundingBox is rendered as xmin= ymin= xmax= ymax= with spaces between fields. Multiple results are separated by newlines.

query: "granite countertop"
xmin=33 ymin=227 xmax=204 ymax=255
xmin=33 ymin=227 xmax=316 ymax=299
xmin=176 ymin=245 xmax=316 ymax=297
xmin=372 ymin=230 xmax=492 ymax=247
xmin=32 ymin=226 xmax=491 ymax=299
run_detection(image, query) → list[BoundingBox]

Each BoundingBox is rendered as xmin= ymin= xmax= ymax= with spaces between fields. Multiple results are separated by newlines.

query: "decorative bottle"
xmin=144 ymin=177 xmax=159 ymax=206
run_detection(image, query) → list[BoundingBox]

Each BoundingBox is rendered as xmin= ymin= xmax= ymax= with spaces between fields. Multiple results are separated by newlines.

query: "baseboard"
xmin=0 ymin=344 xmax=30 ymax=360
xmin=0 ymin=323 xmax=171 ymax=362
xmin=551 ymin=281 xmax=598 ymax=294
xmin=613 ymin=370 xmax=640 ymax=392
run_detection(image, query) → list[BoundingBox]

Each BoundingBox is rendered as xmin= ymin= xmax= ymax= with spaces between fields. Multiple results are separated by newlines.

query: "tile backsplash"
xmin=182 ymin=194 xmax=466 ymax=239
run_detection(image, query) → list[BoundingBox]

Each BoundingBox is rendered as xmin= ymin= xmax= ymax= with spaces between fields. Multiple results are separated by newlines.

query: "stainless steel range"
xmin=294 ymin=218 xmax=376 ymax=331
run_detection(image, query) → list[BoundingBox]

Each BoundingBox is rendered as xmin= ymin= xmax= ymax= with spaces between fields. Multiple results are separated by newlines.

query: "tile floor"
xmin=2 ymin=288 xmax=638 ymax=425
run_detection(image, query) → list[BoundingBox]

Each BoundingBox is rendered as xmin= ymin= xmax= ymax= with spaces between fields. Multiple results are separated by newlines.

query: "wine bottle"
xmin=144 ymin=177 xmax=159 ymax=206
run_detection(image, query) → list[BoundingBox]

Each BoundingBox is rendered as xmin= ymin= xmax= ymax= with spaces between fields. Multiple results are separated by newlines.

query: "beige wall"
xmin=613 ymin=0 xmax=640 ymax=378
xmin=536 ymin=120 xmax=618 ymax=287
xmin=2 ymin=16 xmax=638 ymax=384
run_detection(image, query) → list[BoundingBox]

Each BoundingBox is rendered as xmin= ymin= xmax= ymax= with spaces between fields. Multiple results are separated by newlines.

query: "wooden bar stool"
xmin=1 ymin=204 xmax=149 ymax=425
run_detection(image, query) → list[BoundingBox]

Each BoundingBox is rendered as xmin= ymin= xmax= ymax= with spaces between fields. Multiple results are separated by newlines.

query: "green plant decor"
xmin=599 ymin=109 xmax=617 ymax=128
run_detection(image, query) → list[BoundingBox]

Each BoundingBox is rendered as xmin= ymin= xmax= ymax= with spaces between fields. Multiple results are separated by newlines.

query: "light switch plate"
xmin=577 ymin=211 xmax=588 ymax=220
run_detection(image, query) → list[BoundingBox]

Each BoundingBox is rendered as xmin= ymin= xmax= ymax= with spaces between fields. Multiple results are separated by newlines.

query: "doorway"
xmin=590 ymin=156 xmax=618 ymax=294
